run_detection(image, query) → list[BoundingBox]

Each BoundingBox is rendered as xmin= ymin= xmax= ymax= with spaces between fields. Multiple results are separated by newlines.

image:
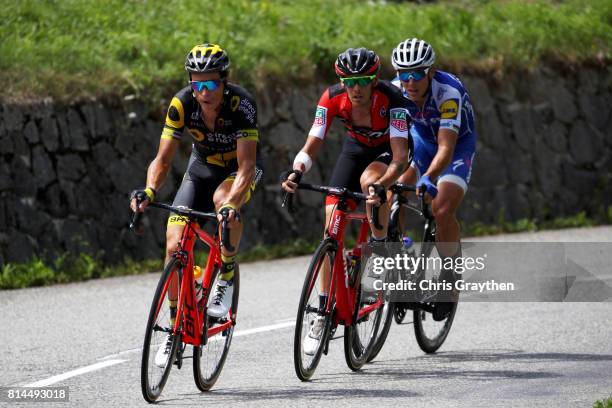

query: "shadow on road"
xmin=158 ymin=387 xmax=421 ymax=405
xmin=360 ymin=348 xmax=612 ymax=381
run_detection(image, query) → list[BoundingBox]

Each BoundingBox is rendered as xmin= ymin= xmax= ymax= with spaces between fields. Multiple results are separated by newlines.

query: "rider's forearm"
xmin=424 ymin=145 xmax=454 ymax=180
xmin=294 ymin=136 xmax=324 ymax=171
xmin=377 ymin=159 xmax=408 ymax=189
xmin=225 ymin=162 xmax=255 ymax=208
xmin=146 ymin=156 xmax=172 ymax=192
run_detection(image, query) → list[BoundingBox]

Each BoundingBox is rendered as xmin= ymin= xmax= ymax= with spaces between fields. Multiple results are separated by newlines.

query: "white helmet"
xmin=391 ymin=38 xmax=436 ymax=70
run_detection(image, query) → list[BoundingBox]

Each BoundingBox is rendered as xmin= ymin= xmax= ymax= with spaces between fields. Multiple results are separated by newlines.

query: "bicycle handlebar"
xmin=130 ymin=201 xmax=235 ymax=249
xmin=282 ymin=182 xmax=383 ymax=228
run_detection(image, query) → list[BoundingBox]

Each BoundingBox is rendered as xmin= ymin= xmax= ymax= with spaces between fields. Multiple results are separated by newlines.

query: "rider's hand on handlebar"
xmin=281 ymin=169 xmax=303 ymax=193
xmin=367 ymin=183 xmax=387 ymax=206
xmin=218 ymin=203 xmax=241 ymax=228
xmin=416 ymin=175 xmax=438 ymax=202
xmin=130 ymin=188 xmax=155 ymax=212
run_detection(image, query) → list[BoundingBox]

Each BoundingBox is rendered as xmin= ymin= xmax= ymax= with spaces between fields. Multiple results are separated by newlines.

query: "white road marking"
xmin=30 ymin=320 xmax=297 ymax=386
xmin=24 ymin=359 xmax=127 ymax=387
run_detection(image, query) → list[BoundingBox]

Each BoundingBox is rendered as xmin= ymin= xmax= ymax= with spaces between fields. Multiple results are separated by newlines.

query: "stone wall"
xmin=1 ymin=66 xmax=610 ymax=266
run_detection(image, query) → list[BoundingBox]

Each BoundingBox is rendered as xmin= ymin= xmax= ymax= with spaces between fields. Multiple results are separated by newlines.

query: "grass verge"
xmin=1 ymin=0 xmax=610 ymax=102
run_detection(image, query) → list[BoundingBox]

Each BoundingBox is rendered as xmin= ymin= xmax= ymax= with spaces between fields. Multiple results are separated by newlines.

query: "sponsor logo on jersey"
xmin=391 ymin=119 xmax=407 ymax=132
xmin=231 ymin=96 xmax=241 ymax=111
xmin=440 ymin=99 xmax=459 ymax=119
xmin=314 ymin=106 xmax=327 ymax=126
xmin=437 ymin=87 xmax=447 ymax=100
xmin=379 ymin=106 xmax=386 ymax=117
xmin=452 ymin=159 xmax=464 ymax=171
xmin=238 ymin=99 xmax=256 ymax=123
xmin=390 ymin=109 xmax=408 ymax=132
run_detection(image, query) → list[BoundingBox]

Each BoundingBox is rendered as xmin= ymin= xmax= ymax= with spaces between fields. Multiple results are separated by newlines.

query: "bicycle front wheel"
xmin=294 ymin=239 xmax=335 ymax=381
xmin=413 ymin=241 xmax=458 ymax=353
xmin=141 ymin=256 xmax=183 ymax=403
xmin=193 ymin=264 xmax=240 ymax=391
xmin=344 ymin=271 xmax=384 ymax=371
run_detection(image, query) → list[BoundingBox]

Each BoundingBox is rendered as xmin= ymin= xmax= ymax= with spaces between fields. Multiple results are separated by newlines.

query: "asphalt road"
xmin=1 ymin=226 xmax=611 ymax=407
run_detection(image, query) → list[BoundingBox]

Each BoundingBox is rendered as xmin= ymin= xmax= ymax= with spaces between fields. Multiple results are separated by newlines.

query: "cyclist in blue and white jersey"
xmin=390 ymin=38 xmax=477 ymax=320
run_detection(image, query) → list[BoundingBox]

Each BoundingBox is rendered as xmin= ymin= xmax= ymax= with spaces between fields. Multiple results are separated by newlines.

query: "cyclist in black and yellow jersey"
xmin=130 ymin=43 xmax=262 ymax=366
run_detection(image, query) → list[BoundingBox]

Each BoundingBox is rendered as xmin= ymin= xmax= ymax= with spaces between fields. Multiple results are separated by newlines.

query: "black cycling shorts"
xmin=168 ymin=151 xmax=263 ymax=226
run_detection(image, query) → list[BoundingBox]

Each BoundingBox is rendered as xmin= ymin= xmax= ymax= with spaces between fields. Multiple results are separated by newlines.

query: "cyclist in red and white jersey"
xmin=282 ymin=47 xmax=413 ymax=354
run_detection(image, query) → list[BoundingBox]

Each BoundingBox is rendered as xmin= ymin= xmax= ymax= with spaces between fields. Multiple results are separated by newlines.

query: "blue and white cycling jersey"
xmin=391 ymin=70 xmax=477 ymax=144
xmin=392 ymin=70 xmax=477 ymax=192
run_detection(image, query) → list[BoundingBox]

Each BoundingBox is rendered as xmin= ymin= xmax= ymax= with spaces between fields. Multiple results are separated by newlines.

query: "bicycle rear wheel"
xmin=294 ymin=239 xmax=335 ymax=381
xmin=413 ymin=241 xmax=458 ymax=353
xmin=141 ymin=256 xmax=183 ymax=403
xmin=344 ymin=272 xmax=384 ymax=371
xmin=193 ymin=264 xmax=240 ymax=391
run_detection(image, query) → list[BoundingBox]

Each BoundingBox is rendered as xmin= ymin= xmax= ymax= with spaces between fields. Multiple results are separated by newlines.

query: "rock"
xmin=66 ymin=108 xmax=90 ymax=151
xmin=463 ymin=77 xmax=494 ymax=114
xmin=2 ymin=105 xmax=25 ymax=132
xmin=269 ymin=120 xmax=308 ymax=154
xmin=53 ymin=218 xmax=95 ymax=255
xmin=578 ymin=91 xmax=608 ymax=131
xmin=59 ymin=180 xmax=77 ymax=212
xmin=14 ymin=197 xmax=50 ymax=236
xmin=549 ymin=84 xmax=578 ymax=124
xmin=0 ymin=131 xmax=14 ymax=155
xmin=0 ymin=197 xmax=7 ymax=230
xmin=56 ymin=114 xmax=71 ymax=149
xmin=57 ymin=154 xmax=86 ymax=181
xmin=12 ymin=155 xmax=35 ymax=197
xmin=41 ymin=183 xmax=65 ymax=217
xmin=92 ymin=142 xmax=119 ymax=170
xmin=509 ymin=105 xmax=537 ymax=152
xmin=561 ymin=160 xmax=599 ymax=197
xmin=534 ymin=146 xmax=562 ymax=200
xmin=504 ymin=142 xmax=533 ymax=185
xmin=5 ymin=230 xmax=37 ymax=263
xmin=568 ymin=120 xmax=604 ymax=166
xmin=477 ymin=107 xmax=507 ymax=150
xmin=23 ymin=119 xmax=40 ymax=144
xmin=106 ymin=158 xmax=144 ymax=194
xmin=543 ymin=121 xmax=568 ymax=153
xmin=290 ymin=85 xmax=319 ymax=132
xmin=0 ymin=163 xmax=12 ymax=191
xmin=469 ymin=147 xmax=507 ymax=188
xmin=578 ymin=67 xmax=601 ymax=95
xmin=40 ymin=116 xmax=60 ymax=152
xmin=32 ymin=145 xmax=56 ymax=189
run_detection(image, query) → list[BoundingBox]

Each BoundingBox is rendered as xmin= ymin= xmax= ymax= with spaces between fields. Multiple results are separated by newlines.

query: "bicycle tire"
xmin=141 ymin=255 xmax=183 ymax=403
xmin=294 ymin=239 xmax=335 ymax=381
xmin=412 ymin=236 xmax=458 ymax=353
xmin=193 ymin=264 xmax=240 ymax=391
xmin=343 ymin=276 xmax=384 ymax=371
xmin=366 ymin=299 xmax=394 ymax=362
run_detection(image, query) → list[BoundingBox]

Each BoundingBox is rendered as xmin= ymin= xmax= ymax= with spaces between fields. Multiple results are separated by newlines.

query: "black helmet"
xmin=335 ymin=47 xmax=380 ymax=77
xmin=184 ymin=43 xmax=230 ymax=78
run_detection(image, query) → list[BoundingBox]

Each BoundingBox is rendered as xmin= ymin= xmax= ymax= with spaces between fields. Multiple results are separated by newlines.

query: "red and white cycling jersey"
xmin=308 ymin=80 xmax=409 ymax=147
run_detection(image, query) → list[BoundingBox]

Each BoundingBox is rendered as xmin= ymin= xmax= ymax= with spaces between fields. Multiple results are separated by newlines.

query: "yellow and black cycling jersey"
xmin=161 ymin=82 xmax=260 ymax=167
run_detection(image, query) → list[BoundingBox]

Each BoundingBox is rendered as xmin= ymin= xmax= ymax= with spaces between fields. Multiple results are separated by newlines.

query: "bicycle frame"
xmin=322 ymin=201 xmax=384 ymax=326
xmin=156 ymin=220 xmax=234 ymax=347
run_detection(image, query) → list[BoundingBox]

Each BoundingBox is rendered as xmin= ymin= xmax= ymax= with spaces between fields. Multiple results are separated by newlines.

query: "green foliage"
xmin=594 ymin=397 xmax=612 ymax=408
xmin=0 ymin=253 xmax=162 ymax=289
xmin=0 ymin=0 xmax=609 ymax=100
xmin=463 ymin=210 xmax=607 ymax=237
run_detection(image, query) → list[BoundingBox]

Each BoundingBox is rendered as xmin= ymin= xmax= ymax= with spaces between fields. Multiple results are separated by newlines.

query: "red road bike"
xmin=131 ymin=202 xmax=239 ymax=402
xmin=283 ymin=183 xmax=387 ymax=380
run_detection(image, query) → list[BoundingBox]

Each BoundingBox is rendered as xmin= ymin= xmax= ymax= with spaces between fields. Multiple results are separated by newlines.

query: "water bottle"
xmin=193 ymin=265 xmax=203 ymax=302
